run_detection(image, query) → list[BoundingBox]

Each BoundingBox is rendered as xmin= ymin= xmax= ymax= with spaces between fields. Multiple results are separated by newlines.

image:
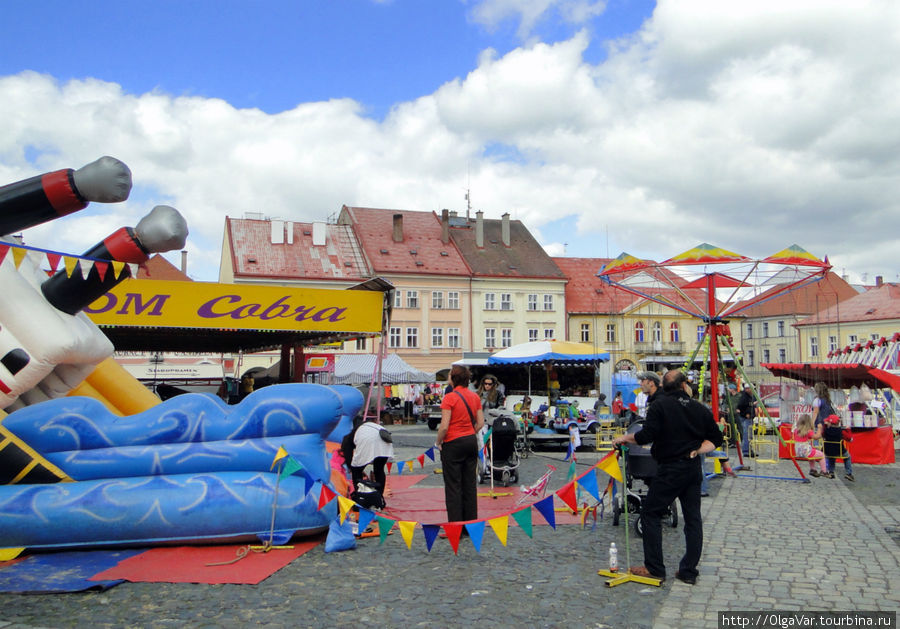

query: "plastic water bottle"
xmin=608 ymin=542 xmax=618 ymax=572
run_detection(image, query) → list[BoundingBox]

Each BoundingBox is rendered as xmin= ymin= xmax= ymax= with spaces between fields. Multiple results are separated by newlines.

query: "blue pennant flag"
xmin=465 ymin=521 xmax=486 ymax=552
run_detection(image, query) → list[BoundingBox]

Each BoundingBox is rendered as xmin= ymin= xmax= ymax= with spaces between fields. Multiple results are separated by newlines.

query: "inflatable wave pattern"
xmin=0 ymin=383 xmax=363 ymax=549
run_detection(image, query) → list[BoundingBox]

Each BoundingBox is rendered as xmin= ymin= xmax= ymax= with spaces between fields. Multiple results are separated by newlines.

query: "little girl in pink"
xmin=793 ymin=413 xmax=827 ymax=477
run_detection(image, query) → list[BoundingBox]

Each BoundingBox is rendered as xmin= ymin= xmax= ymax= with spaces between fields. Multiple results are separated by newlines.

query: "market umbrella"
xmin=488 ymin=341 xmax=610 ymax=398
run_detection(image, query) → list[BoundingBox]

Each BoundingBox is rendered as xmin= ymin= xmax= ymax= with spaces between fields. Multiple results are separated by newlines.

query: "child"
xmin=822 ymin=414 xmax=855 ymax=482
xmin=793 ymin=413 xmax=827 ymax=477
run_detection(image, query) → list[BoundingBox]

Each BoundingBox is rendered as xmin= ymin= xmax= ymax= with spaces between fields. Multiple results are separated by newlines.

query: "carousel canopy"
xmin=487 ymin=341 xmax=609 ymax=366
xmin=763 ymin=362 xmax=900 ymax=392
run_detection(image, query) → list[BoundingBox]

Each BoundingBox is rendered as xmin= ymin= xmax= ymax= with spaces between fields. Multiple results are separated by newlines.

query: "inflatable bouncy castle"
xmin=0 ymin=158 xmax=361 ymax=552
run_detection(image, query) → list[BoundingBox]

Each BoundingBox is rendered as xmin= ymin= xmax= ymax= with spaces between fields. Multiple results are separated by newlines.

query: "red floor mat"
xmin=90 ymin=536 xmax=324 ymax=585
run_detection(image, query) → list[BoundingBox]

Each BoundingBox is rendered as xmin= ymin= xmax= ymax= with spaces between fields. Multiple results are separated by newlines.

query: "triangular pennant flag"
xmin=596 ymin=450 xmax=623 ymax=483
xmin=511 ymin=507 xmax=533 ymax=538
xmin=79 ymin=260 xmax=91 ymax=280
xmin=280 ymin=456 xmax=303 ymax=479
xmin=317 ymin=484 xmax=337 ymax=510
xmin=357 ymin=508 xmax=376 ymax=534
xmin=557 ymin=480 xmax=578 ymax=513
xmin=567 ymin=459 xmax=577 ymax=481
xmin=465 ymin=521 xmax=486 ymax=552
xmin=443 ymin=523 xmax=463 ymax=554
xmin=422 ymin=524 xmax=441 ymax=551
xmin=564 ymin=439 xmax=573 ymax=462
xmin=12 ymin=247 xmax=27 ymax=269
xmin=406 ymin=459 xmax=414 ymax=471
xmin=337 ymin=496 xmax=355 ymax=524
xmin=417 ymin=454 xmax=425 ymax=468
xmin=487 ymin=516 xmax=509 ymax=546
xmin=398 ymin=521 xmax=416 ymax=549
xmin=578 ymin=468 xmax=601 ymax=502
xmin=299 ymin=469 xmax=316 ymax=495
xmin=64 ymin=256 xmax=78 ymax=277
xmin=112 ymin=260 xmax=126 ymax=279
xmin=94 ymin=260 xmax=109 ymax=281
xmin=127 ymin=262 xmax=139 ymax=277
xmin=270 ymin=446 xmax=289 ymax=469
xmin=425 ymin=447 xmax=436 ymax=461
xmin=533 ymin=496 xmax=556 ymax=529
xmin=45 ymin=252 xmax=61 ymax=272
xmin=397 ymin=461 xmax=406 ymax=475
xmin=376 ymin=516 xmax=394 ymax=544
xmin=386 ymin=462 xmax=393 ymax=474
xmin=483 ymin=427 xmax=493 ymax=442
xmin=0 ymin=244 xmax=9 ymax=265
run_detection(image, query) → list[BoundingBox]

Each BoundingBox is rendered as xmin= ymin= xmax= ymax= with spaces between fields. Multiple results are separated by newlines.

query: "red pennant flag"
xmin=317 ymin=485 xmax=336 ymax=509
xmin=386 ymin=461 xmax=393 ymax=474
xmin=46 ymin=252 xmax=62 ymax=272
xmin=94 ymin=261 xmax=109 ymax=281
xmin=443 ymin=523 xmax=463 ymax=554
xmin=0 ymin=244 xmax=9 ymax=265
xmin=417 ymin=454 xmax=426 ymax=468
xmin=557 ymin=480 xmax=578 ymax=513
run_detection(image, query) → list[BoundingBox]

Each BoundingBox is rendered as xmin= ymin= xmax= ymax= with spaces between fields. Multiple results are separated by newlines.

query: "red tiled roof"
xmin=137 ymin=254 xmax=191 ymax=281
xmin=226 ymin=217 xmax=371 ymax=280
xmin=339 ymin=207 xmax=470 ymax=275
xmin=449 ymin=216 xmax=565 ymax=279
xmin=731 ymin=272 xmax=856 ymax=318
xmin=797 ymin=282 xmax=900 ymax=326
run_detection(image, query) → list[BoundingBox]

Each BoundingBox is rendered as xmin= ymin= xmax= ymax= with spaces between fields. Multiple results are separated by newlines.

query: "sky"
xmin=1 ymin=0 xmax=898 ymax=285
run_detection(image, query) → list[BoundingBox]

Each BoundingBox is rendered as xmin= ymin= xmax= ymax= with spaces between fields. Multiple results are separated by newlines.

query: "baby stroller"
xmin=612 ymin=421 xmax=678 ymax=537
xmin=480 ymin=410 xmax=521 ymax=486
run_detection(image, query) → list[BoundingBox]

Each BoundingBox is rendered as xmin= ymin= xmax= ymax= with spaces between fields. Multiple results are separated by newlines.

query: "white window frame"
xmin=431 ymin=327 xmax=443 ymax=348
xmin=389 ymin=327 xmax=401 ymax=348
xmin=669 ymin=322 xmax=680 ymax=343
xmin=763 ymin=322 xmax=769 ymax=338
xmin=485 ymin=328 xmax=496 ymax=349
xmin=501 ymin=328 xmax=512 ymax=348
xmin=810 ymin=336 xmax=819 ymax=358
xmin=635 ymin=322 xmax=644 ymax=343
xmin=652 ymin=322 xmax=662 ymax=343
xmin=763 ymin=349 xmax=770 ymax=363
xmin=484 ymin=293 xmax=496 ymax=310
xmin=448 ymin=291 xmax=460 ymax=309
xmin=527 ymin=294 xmax=538 ymax=311
xmin=500 ymin=293 xmax=512 ymax=311
xmin=393 ymin=291 xmax=401 ymax=309
xmin=746 ymin=323 xmax=753 ymax=340
xmin=697 ymin=325 xmax=705 ymax=342
xmin=777 ymin=320 xmax=785 ymax=337
xmin=543 ymin=294 xmax=553 ymax=311
xmin=747 ymin=349 xmax=755 ymax=367
xmin=447 ymin=328 xmax=460 ymax=348
xmin=606 ymin=324 xmax=616 ymax=343
xmin=528 ymin=328 xmax=539 ymax=342
xmin=406 ymin=327 xmax=418 ymax=348
xmin=543 ymin=328 xmax=554 ymax=340
xmin=778 ymin=348 xmax=786 ymax=362
xmin=406 ymin=291 xmax=418 ymax=309
xmin=432 ymin=291 xmax=443 ymax=310
xmin=580 ymin=323 xmax=590 ymax=343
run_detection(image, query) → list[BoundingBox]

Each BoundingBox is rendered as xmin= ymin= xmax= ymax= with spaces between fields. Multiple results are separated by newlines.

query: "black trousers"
xmin=440 ymin=434 xmax=478 ymax=522
xmin=641 ymin=458 xmax=703 ymax=580
xmin=350 ymin=457 xmax=388 ymax=492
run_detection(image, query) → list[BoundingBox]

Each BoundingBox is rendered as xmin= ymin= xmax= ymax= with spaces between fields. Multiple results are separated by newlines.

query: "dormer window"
xmin=247 ymin=256 xmax=257 ymax=263
xmin=380 ymin=249 xmax=389 ymax=254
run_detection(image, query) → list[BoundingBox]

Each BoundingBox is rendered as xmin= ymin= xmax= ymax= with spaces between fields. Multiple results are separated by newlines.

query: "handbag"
xmin=452 ymin=390 xmax=477 ymax=427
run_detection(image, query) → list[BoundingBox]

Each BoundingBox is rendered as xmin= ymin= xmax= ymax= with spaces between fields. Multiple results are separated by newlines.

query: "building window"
xmin=544 ymin=328 xmax=554 ymax=340
xmin=829 ymin=335 xmax=837 ymax=352
xmin=747 ymin=350 xmax=755 ymax=367
xmin=762 ymin=322 xmax=769 ymax=338
xmin=606 ymin=324 xmax=616 ymax=343
xmin=393 ymin=291 xmax=401 ymax=309
xmin=448 ymin=328 xmax=460 ymax=348
xmin=528 ymin=328 xmax=538 ymax=342
xmin=777 ymin=320 xmax=785 ymax=337
xmin=810 ymin=336 xmax=819 ymax=358
xmin=431 ymin=327 xmax=443 ymax=348
xmin=697 ymin=325 xmax=705 ymax=342
xmin=669 ymin=322 xmax=680 ymax=342
xmin=355 ymin=338 xmax=366 ymax=351
xmin=389 ymin=327 xmax=401 ymax=348
xmin=432 ymin=291 xmax=443 ymax=310
xmin=652 ymin=322 xmax=662 ymax=343
xmin=746 ymin=323 xmax=753 ymax=340
xmin=635 ymin=321 xmax=644 ymax=343
xmin=501 ymin=328 xmax=512 ymax=348
xmin=484 ymin=293 xmax=495 ymax=310
xmin=543 ymin=294 xmax=554 ymax=311
xmin=848 ymin=334 xmax=858 ymax=344
xmin=448 ymin=291 xmax=460 ymax=309
xmin=581 ymin=323 xmax=590 ymax=343
xmin=500 ymin=293 xmax=512 ymax=311
xmin=763 ymin=349 xmax=770 ymax=363
xmin=406 ymin=327 xmax=419 ymax=348
xmin=871 ymin=333 xmax=880 ymax=341
xmin=778 ymin=348 xmax=786 ymax=362
xmin=485 ymin=328 xmax=496 ymax=349
xmin=406 ymin=291 xmax=418 ymax=309
xmin=527 ymin=294 xmax=538 ymax=311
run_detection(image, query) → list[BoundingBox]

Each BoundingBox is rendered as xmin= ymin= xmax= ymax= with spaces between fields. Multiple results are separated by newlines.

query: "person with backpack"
xmin=349 ymin=414 xmax=394 ymax=496
xmin=436 ymin=364 xmax=485 ymax=523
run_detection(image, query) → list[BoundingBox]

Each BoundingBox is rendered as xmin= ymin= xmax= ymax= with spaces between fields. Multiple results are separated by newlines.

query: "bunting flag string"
xmin=0 ymin=239 xmax=136 ymax=279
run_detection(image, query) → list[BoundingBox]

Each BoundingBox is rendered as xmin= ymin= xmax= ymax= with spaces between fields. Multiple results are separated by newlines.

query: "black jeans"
xmin=641 ymin=458 xmax=703 ymax=580
xmin=440 ymin=434 xmax=478 ymax=522
xmin=350 ymin=456 xmax=388 ymax=492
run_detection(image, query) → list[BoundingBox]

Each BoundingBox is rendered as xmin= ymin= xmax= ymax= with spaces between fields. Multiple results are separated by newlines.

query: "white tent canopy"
xmin=333 ymin=353 xmax=434 ymax=385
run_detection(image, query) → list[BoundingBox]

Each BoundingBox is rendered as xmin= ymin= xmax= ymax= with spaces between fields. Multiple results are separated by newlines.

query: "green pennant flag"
xmin=376 ymin=516 xmax=394 ymax=544
xmin=279 ymin=456 xmax=303 ymax=480
xmin=567 ymin=459 xmax=577 ymax=482
xmin=511 ymin=507 xmax=533 ymax=538
xmin=483 ymin=427 xmax=493 ymax=442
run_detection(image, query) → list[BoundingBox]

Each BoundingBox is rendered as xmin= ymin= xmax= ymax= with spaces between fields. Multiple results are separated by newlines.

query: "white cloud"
xmin=1 ymin=1 xmax=899 ymax=285
xmin=468 ymin=0 xmax=607 ymax=41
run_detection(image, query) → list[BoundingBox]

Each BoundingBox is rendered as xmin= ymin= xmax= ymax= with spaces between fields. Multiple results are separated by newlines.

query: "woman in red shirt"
xmin=437 ymin=365 xmax=485 ymax=522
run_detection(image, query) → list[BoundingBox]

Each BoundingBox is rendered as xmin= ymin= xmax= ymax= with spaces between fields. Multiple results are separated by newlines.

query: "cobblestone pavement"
xmin=1 ymin=423 xmax=898 ymax=628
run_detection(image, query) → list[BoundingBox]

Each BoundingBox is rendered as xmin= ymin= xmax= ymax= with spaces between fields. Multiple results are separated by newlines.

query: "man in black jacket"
xmin=613 ymin=369 xmax=723 ymax=584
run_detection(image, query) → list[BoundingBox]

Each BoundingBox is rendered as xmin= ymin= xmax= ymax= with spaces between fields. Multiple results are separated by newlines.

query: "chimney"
xmin=501 ymin=212 xmax=510 ymax=247
xmin=392 ymin=213 xmax=403 ymax=243
xmin=876 ymin=275 xmax=883 ymax=287
xmin=312 ymin=222 xmax=326 ymax=246
xmin=441 ymin=209 xmax=449 ymax=244
xmin=475 ymin=210 xmax=484 ymax=248
xmin=180 ymin=250 xmax=187 ymax=274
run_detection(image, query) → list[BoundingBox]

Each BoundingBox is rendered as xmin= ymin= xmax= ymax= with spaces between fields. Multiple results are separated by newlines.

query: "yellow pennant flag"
xmin=11 ymin=248 xmax=27 ymax=269
xmin=488 ymin=516 xmax=509 ymax=546
xmin=398 ymin=521 xmax=416 ymax=549
xmin=64 ymin=256 xmax=78 ymax=278
xmin=596 ymin=450 xmax=623 ymax=483
xmin=337 ymin=496 xmax=355 ymax=525
xmin=112 ymin=260 xmax=126 ymax=279
xmin=270 ymin=445 xmax=289 ymax=469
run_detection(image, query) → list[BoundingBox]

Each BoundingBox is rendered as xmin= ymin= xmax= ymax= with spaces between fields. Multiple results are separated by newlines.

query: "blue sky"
xmin=1 ymin=1 xmax=897 ymax=284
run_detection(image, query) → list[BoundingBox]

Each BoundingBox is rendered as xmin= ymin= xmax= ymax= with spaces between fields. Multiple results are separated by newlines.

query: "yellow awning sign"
xmin=85 ymin=280 xmax=384 ymax=333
